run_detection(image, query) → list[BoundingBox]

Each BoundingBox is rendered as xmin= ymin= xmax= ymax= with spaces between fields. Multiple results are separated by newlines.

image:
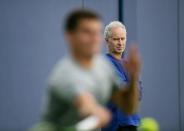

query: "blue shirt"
xmin=102 ymin=54 xmax=142 ymax=131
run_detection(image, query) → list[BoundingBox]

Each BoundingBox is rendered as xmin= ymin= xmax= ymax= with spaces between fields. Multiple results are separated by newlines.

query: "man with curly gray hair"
xmin=102 ymin=21 xmax=143 ymax=131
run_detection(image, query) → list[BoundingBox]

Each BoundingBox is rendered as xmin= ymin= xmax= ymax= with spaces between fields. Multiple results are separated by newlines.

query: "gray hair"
xmin=104 ymin=21 xmax=126 ymax=39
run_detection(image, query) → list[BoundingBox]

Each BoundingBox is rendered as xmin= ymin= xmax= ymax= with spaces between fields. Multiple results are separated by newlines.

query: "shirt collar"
xmin=106 ymin=53 xmax=124 ymax=62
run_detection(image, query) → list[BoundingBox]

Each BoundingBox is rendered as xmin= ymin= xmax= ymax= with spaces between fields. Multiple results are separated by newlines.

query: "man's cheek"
xmin=114 ymin=42 xmax=118 ymax=47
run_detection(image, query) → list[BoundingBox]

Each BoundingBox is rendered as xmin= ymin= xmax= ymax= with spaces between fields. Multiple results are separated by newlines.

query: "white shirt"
xmin=42 ymin=54 xmax=125 ymax=127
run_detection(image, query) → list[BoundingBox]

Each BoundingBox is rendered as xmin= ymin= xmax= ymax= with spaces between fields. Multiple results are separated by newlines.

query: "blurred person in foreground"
xmin=30 ymin=9 xmax=141 ymax=131
xmin=102 ymin=21 xmax=142 ymax=131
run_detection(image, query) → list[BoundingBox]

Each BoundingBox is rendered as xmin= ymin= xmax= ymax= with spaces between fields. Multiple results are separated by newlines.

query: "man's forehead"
xmin=111 ymin=27 xmax=126 ymax=33
xmin=111 ymin=28 xmax=126 ymax=37
xmin=79 ymin=19 xmax=102 ymax=27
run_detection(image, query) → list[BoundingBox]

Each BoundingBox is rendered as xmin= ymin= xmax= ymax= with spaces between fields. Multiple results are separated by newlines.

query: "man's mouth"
xmin=116 ymin=46 xmax=123 ymax=50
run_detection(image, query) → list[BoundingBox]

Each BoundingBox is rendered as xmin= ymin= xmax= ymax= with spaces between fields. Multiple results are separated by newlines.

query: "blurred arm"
xmin=111 ymin=45 xmax=141 ymax=114
xmin=74 ymin=92 xmax=111 ymax=130
xmin=111 ymin=78 xmax=140 ymax=115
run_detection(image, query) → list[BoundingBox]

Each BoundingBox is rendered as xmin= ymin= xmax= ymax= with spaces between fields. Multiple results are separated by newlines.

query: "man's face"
xmin=67 ymin=19 xmax=102 ymax=57
xmin=107 ymin=27 xmax=126 ymax=54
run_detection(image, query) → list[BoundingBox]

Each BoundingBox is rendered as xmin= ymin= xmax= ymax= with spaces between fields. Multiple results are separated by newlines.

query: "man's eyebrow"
xmin=112 ymin=36 xmax=119 ymax=38
xmin=112 ymin=37 xmax=119 ymax=39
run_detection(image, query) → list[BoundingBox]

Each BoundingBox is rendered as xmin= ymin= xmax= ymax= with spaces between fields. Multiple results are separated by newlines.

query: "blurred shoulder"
xmin=94 ymin=54 xmax=115 ymax=75
xmin=48 ymin=56 xmax=74 ymax=87
xmin=95 ymin=54 xmax=113 ymax=68
xmin=98 ymin=54 xmax=117 ymax=71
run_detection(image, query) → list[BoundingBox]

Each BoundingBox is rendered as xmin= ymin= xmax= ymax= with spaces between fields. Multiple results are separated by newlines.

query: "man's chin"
xmin=115 ymin=50 xmax=124 ymax=54
xmin=84 ymin=51 xmax=99 ymax=58
xmin=118 ymin=47 xmax=126 ymax=52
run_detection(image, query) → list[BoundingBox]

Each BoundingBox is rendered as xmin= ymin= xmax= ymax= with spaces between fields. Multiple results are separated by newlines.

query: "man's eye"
xmin=113 ymin=38 xmax=118 ymax=40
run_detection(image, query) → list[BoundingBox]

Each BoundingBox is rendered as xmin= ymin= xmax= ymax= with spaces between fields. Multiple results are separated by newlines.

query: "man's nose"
xmin=118 ymin=41 xmax=122 ymax=45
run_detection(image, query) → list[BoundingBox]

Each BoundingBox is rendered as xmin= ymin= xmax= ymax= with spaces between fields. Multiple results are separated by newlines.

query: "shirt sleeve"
xmin=111 ymin=70 xmax=126 ymax=90
xmin=102 ymin=56 xmax=126 ymax=91
xmin=105 ymin=61 xmax=126 ymax=91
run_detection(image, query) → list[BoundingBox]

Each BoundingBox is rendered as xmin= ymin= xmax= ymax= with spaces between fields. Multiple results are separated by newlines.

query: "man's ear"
xmin=65 ymin=32 xmax=74 ymax=44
